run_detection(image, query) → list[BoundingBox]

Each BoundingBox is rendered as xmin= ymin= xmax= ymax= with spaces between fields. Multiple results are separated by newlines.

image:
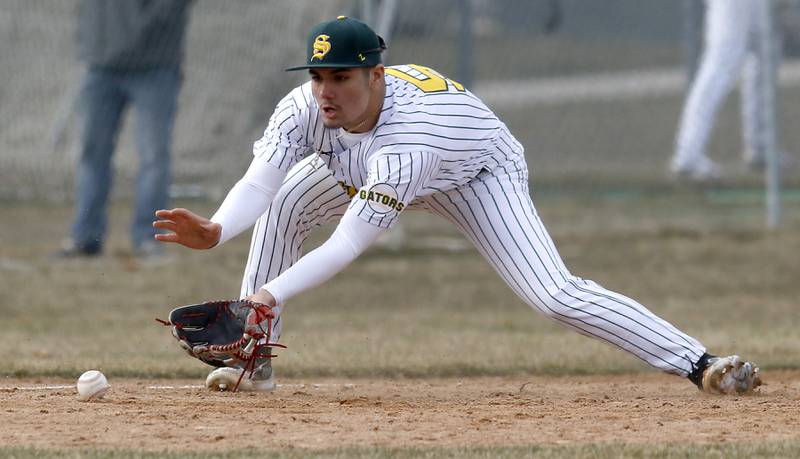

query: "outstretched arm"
xmin=153 ymin=156 xmax=286 ymax=249
xmin=154 ymin=84 xmax=310 ymax=250
xmin=248 ymin=211 xmax=385 ymax=306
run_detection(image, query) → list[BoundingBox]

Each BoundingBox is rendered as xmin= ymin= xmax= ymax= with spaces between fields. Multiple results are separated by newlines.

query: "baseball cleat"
xmin=700 ymin=355 xmax=762 ymax=395
xmin=205 ymin=366 xmax=275 ymax=392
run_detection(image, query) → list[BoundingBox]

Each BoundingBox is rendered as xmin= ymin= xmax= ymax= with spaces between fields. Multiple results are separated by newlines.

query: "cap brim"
xmin=285 ymin=62 xmax=376 ymax=72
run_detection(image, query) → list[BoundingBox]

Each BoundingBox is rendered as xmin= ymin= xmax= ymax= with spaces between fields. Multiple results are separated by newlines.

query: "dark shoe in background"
xmin=51 ymin=239 xmax=102 ymax=259
xmin=743 ymin=150 xmax=794 ymax=173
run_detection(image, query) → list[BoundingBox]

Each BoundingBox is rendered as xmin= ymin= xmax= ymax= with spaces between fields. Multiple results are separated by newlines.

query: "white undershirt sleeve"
xmin=263 ymin=211 xmax=385 ymax=305
xmin=210 ymin=157 xmax=286 ymax=246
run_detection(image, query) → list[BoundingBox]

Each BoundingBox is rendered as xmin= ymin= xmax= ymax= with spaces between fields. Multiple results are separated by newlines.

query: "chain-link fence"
xmin=2 ymin=0 xmax=798 ymax=201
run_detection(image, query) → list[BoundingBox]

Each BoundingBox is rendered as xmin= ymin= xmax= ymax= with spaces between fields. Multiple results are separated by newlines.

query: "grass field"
xmin=2 ymin=192 xmax=799 ymax=379
xmin=1 ymin=191 xmax=799 ymax=457
xmin=5 ymin=443 xmax=800 ymax=459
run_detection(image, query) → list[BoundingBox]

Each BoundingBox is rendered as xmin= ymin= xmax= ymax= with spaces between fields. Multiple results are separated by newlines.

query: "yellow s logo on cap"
xmin=312 ymin=34 xmax=331 ymax=61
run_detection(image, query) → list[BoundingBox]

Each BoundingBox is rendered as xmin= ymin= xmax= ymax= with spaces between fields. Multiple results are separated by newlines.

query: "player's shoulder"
xmin=383 ymin=64 xmax=494 ymax=124
xmin=386 ymin=64 xmax=466 ymax=94
xmin=386 ymin=64 xmax=450 ymax=80
xmin=385 ymin=64 xmax=486 ymax=108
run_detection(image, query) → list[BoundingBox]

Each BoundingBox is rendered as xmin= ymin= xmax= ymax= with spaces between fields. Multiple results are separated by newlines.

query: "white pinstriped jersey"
xmin=242 ymin=65 xmax=709 ymax=378
xmin=253 ymin=64 xmax=525 ymax=228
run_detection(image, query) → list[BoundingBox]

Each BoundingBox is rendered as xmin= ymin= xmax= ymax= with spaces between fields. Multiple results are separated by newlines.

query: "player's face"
xmin=310 ymin=67 xmax=375 ymax=130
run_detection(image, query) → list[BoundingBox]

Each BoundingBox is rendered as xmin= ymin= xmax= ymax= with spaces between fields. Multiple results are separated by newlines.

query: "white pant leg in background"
xmin=740 ymin=0 xmax=783 ymax=164
xmin=240 ymin=155 xmax=350 ymax=340
xmin=423 ymin=149 xmax=707 ymax=376
xmin=673 ymin=0 xmax=757 ymax=168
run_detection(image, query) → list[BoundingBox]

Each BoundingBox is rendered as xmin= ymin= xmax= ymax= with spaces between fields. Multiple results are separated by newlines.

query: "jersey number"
xmin=386 ymin=64 xmax=466 ymax=93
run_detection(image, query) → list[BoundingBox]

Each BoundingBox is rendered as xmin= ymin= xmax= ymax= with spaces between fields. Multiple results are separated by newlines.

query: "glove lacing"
xmin=212 ymin=303 xmax=286 ymax=391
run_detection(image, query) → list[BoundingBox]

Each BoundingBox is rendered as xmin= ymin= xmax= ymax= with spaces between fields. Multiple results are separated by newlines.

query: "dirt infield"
xmin=1 ymin=371 xmax=798 ymax=452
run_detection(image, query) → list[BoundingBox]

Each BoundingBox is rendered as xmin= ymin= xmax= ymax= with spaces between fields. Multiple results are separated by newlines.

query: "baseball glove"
xmin=157 ymin=300 xmax=285 ymax=389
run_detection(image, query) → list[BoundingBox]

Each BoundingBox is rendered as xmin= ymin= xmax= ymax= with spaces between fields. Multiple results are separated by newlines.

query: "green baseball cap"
xmin=286 ymin=16 xmax=386 ymax=71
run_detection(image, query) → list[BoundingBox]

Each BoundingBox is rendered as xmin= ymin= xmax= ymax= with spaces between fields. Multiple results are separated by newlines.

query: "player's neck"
xmin=343 ymin=83 xmax=385 ymax=133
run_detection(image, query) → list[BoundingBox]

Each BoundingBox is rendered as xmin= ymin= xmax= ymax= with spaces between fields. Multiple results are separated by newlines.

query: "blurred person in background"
xmin=54 ymin=0 xmax=193 ymax=259
xmin=671 ymin=0 xmax=788 ymax=181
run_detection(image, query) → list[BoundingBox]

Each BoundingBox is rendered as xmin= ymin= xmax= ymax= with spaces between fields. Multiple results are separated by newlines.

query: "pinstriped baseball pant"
xmin=241 ymin=154 xmax=707 ymax=377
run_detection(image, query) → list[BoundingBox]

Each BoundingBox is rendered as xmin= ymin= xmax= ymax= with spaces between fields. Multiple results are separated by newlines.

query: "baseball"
xmin=76 ymin=370 xmax=109 ymax=401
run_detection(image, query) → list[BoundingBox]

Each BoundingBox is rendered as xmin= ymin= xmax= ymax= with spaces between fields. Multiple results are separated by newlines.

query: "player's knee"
xmin=528 ymin=281 xmax=581 ymax=318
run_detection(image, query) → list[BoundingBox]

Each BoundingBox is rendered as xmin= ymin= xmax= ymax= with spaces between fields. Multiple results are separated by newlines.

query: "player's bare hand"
xmin=153 ymin=208 xmax=221 ymax=249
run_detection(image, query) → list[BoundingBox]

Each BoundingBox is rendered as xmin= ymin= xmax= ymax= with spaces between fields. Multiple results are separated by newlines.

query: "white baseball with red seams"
xmin=76 ymin=370 xmax=109 ymax=401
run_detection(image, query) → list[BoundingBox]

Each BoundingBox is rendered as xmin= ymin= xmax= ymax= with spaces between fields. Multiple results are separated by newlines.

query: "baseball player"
xmin=672 ymin=0 xmax=785 ymax=180
xmin=154 ymin=17 xmax=761 ymax=394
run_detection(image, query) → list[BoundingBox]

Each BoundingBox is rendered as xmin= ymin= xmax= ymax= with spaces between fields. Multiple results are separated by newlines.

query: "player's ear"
xmin=370 ymin=64 xmax=384 ymax=86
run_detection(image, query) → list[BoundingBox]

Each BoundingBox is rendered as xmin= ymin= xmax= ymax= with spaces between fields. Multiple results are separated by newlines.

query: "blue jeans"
xmin=71 ymin=67 xmax=181 ymax=251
